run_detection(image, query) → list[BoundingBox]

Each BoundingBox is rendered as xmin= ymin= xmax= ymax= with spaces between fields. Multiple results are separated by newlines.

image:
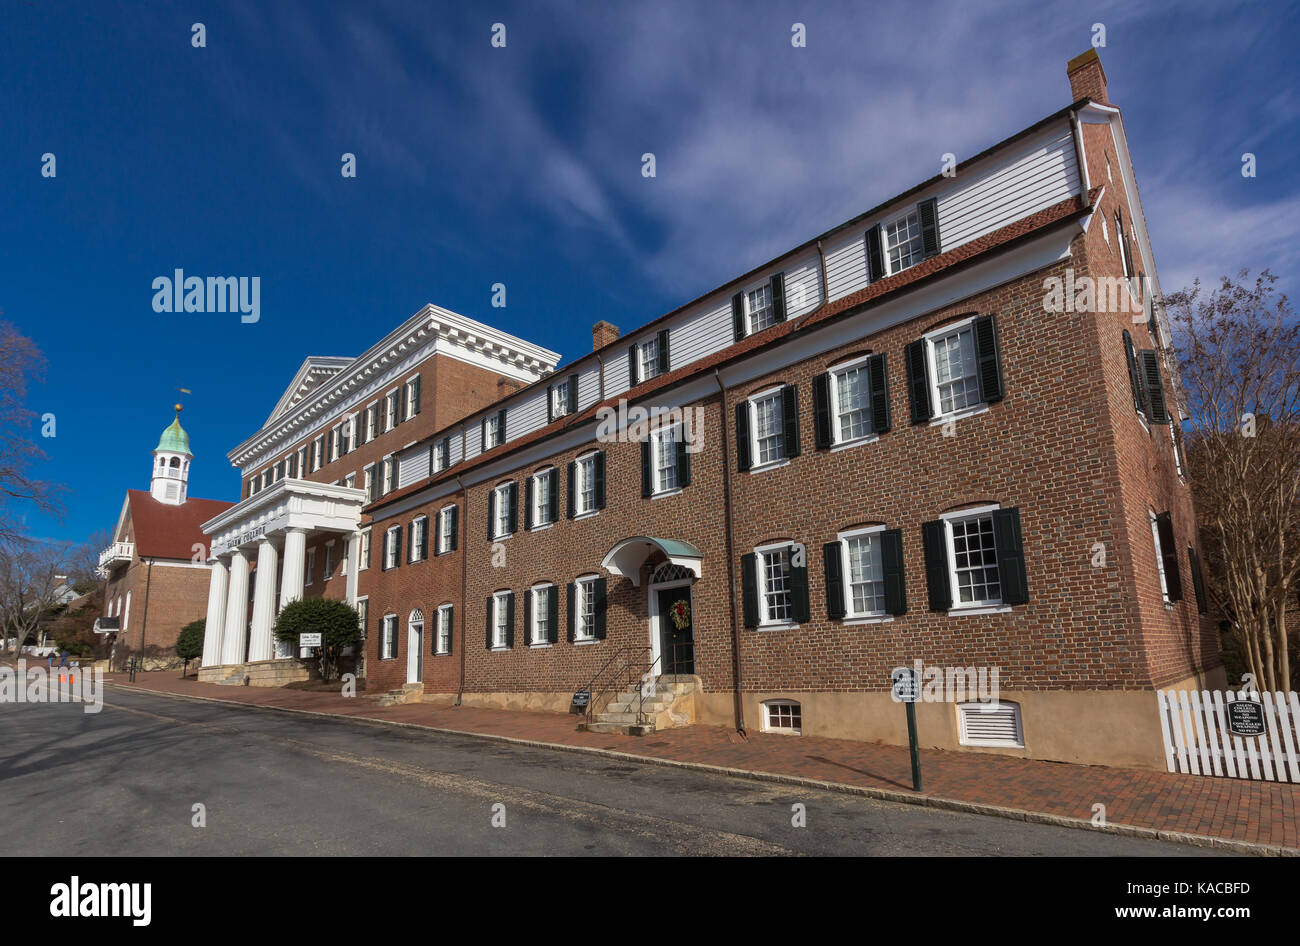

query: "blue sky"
xmin=3 ymin=0 xmax=1297 ymax=544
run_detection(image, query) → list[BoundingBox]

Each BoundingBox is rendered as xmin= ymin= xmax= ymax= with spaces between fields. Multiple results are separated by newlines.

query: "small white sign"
xmin=299 ymin=632 xmax=323 ymax=648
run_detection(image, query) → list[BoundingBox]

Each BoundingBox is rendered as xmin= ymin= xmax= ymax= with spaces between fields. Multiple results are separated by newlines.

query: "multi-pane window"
xmin=384 ymin=527 xmax=399 ymax=570
xmin=653 ymin=426 xmax=680 ymax=493
xmin=1150 ymin=511 xmax=1171 ymax=603
xmin=305 ymin=547 xmax=315 ymax=585
xmin=639 ymin=338 xmax=660 ymax=381
xmin=287 ymin=454 xmax=298 ymax=478
xmin=751 ymin=393 xmax=785 ymax=467
xmin=365 ymin=404 xmax=378 ymax=443
xmin=382 ymin=456 xmax=396 ymax=494
xmin=884 ymin=210 xmax=924 ymax=274
xmin=323 ymin=542 xmax=334 ymax=579
xmin=831 ymin=361 xmax=872 ymax=443
xmin=381 ymin=615 xmax=397 ymax=659
xmin=434 ymin=438 xmax=450 ymax=472
xmin=484 ymin=415 xmax=501 ymax=450
xmin=404 ymin=378 xmax=419 ymax=418
xmin=363 ymin=465 xmax=374 ymax=500
xmin=929 ymin=322 xmax=981 ymax=416
xmin=763 ymin=700 xmax=802 ymax=735
xmin=948 ymin=513 xmax=1000 ymax=606
xmin=746 ymin=284 xmax=775 ymax=333
xmin=385 ymin=391 xmax=398 ymax=431
xmin=436 ymin=605 xmax=452 ymax=654
xmin=551 ymin=385 xmax=569 ymax=419
xmin=531 ymin=585 xmax=552 ymax=644
xmin=356 ymin=597 xmax=368 ymax=640
xmin=575 ymin=454 xmax=598 ymax=515
xmin=312 ymin=437 xmax=324 ymax=471
xmin=491 ymin=592 xmax=510 ymax=648
xmin=410 ymin=517 xmax=428 ymax=562
xmin=841 ymin=530 xmax=885 ymax=616
xmin=358 ymin=528 xmax=370 ymax=571
xmin=494 ymin=483 xmax=513 ymax=538
xmin=438 ymin=505 xmax=456 ymax=553
xmin=344 ymin=472 xmax=355 ymax=489
xmin=532 ymin=470 xmax=553 ymax=527
xmin=758 ymin=546 xmax=792 ymax=624
xmin=575 ymin=577 xmax=597 ymax=640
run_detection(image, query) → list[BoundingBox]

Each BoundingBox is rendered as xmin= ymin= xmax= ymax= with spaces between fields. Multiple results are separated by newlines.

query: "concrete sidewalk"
xmin=106 ymin=672 xmax=1298 ymax=854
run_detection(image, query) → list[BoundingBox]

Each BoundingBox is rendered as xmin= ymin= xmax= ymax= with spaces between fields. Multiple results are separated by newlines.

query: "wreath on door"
xmin=669 ymin=599 xmax=691 ymax=630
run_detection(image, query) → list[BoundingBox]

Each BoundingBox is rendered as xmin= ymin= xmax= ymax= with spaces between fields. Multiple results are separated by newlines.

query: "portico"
xmin=198 ymin=478 xmax=367 ymax=683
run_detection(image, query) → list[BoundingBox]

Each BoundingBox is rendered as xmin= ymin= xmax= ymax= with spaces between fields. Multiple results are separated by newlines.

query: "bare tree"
xmin=0 ymin=536 xmax=79 ymax=655
xmin=1168 ymin=270 xmax=1300 ymax=692
xmin=0 ymin=320 xmax=63 ymax=541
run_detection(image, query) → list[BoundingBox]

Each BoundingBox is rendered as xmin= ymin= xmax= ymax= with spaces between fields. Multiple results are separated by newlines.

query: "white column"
xmin=248 ymin=538 xmax=280 ymax=662
xmin=201 ymin=557 xmax=229 ymax=667
xmin=221 ymin=548 xmax=251 ymax=666
xmin=344 ymin=530 xmax=361 ymax=605
xmin=280 ymin=528 xmax=307 ymax=611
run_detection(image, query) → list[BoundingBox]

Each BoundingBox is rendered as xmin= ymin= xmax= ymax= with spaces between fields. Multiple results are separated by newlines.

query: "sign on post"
xmin=299 ymin=632 xmax=323 ymax=648
xmin=1227 ymin=700 xmax=1266 ymax=737
xmin=891 ymin=666 xmax=923 ymax=792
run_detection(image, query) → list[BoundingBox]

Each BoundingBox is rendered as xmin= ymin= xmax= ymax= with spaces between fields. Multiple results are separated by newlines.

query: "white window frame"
xmin=650 ymin=424 xmax=681 ymax=496
xmin=1150 ymin=510 xmax=1172 ymax=605
xmin=940 ymin=503 xmax=1006 ymax=613
xmin=382 ymin=455 xmax=395 ymax=495
xmin=573 ymin=575 xmax=599 ymax=642
xmin=747 ymin=387 xmax=788 ymax=472
xmin=754 ymin=541 xmax=796 ymax=628
xmin=491 ymin=591 xmax=510 ymax=650
xmin=923 ymin=315 xmax=987 ymax=424
xmin=364 ymin=401 xmax=378 ymax=442
xmin=837 ymin=525 xmax=889 ymax=622
xmin=404 ymin=376 xmax=419 ymax=418
xmin=363 ymin=464 xmax=374 ymax=498
xmin=344 ymin=472 xmax=356 ymax=489
xmin=828 ymin=354 xmax=877 ymax=448
xmin=762 ymin=699 xmax=802 ymax=735
xmin=574 ymin=452 xmax=599 ymax=517
xmin=550 ymin=385 xmax=570 ymax=419
xmin=745 ymin=283 xmax=775 ymax=334
xmin=638 ymin=337 xmax=660 ymax=381
xmin=358 ymin=527 xmax=371 ymax=571
xmin=483 ymin=415 xmax=501 ymax=450
xmin=531 ymin=468 xmax=555 ymax=528
xmin=385 ymin=389 xmax=399 ymax=431
xmin=882 ymin=207 xmax=925 ymax=276
xmin=305 ymin=547 xmax=316 ymax=585
xmin=529 ymin=583 xmax=554 ymax=647
xmin=380 ymin=614 xmax=398 ymax=660
xmin=323 ymin=540 xmax=335 ymax=579
xmin=297 ymin=446 xmax=308 ymax=477
xmin=410 ymin=516 xmax=428 ymax=562
xmin=492 ymin=482 xmax=513 ymax=539
xmin=437 ymin=505 xmax=456 ymax=554
xmin=384 ymin=526 xmax=399 ymax=570
xmin=435 ymin=604 xmax=453 ymax=655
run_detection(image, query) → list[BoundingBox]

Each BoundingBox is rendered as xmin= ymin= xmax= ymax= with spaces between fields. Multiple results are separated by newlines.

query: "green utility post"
xmin=892 ymin=667 xmax=923 ymax=792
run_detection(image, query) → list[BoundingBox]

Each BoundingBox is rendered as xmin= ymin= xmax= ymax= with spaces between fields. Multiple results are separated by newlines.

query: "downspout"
xmin=455 ymin=474 xmax=468 ymax=706
xmin=1068 ymin=109 xmax=1092 ymax=203
xmin=712 ymin=369 xmax=745 ymax=737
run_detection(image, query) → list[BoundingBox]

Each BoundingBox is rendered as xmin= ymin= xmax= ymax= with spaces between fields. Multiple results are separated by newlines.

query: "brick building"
xmin=199 ymin=50 xmax=1221 ymax=769
xmin=99 ymin=408 xmax=234 ymax=668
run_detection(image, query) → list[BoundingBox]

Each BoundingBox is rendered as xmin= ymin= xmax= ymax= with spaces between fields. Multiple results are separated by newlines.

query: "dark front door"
xmin=656 ymin=588 xmax=694 ymax=675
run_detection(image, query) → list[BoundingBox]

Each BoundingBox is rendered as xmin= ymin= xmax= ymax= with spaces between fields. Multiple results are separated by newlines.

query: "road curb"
xmin=106 ymin=681 xmax=1294 ymax=857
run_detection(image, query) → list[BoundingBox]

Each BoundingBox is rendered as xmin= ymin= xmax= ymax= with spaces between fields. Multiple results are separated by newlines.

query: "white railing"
xmin=1157 ymin=689 xmax=1300 ymax=782
xmin=97 ymin=542 xmax=134 ymax=569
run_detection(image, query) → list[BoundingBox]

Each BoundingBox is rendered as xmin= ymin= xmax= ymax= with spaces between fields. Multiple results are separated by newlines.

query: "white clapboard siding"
xmin=1156 ymin=689 xmax=1300 ymax=782
xmin=781 ymin=253 xmax=823 ymax=319
xmin=396 ymin=444 xmax=430 ymax=489
xmin=577 ymin=365 xmax=602 ymax=408
xmin=508 ymin=389 xmax=548 ymax=437
xmin=604 ymin=345 xmax=635 ymax=399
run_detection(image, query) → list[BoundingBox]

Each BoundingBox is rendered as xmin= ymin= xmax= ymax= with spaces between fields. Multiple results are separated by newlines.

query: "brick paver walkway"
xmin=105 ymin=672 xmax=1298 ymax=852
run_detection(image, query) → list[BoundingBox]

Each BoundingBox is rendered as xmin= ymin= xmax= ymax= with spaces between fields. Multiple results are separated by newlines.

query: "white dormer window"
xmin=550 ymin=386 xmax=569 ymax=419
xmin=638 ymin=337 xmax=660 ymax=381
xmin=746 ymin=284 xmax=775 ymax=334
xmin=884 ymin=209 xmax=924 ymax=275
xmin=484 ymin=415 xmax=501 ymax=450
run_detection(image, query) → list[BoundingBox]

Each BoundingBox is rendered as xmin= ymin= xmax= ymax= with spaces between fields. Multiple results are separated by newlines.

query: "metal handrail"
xmin=581 ymin=644 xmax=650 ymax=726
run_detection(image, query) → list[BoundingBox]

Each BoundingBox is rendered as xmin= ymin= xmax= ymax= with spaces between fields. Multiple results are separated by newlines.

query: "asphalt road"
xmin=0 ymin=686 xmax=1227 ymax=856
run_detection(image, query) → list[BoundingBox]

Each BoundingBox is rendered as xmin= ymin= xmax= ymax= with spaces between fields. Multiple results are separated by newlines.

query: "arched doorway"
xmin=649 ymin=562 xmax=695 ymax=675
xmin=407 ymin=608 xmax=424 ymax=684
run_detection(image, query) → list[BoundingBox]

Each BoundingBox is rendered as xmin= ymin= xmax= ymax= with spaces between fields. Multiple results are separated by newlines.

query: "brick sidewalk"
xmin=106 ymin=672 xmax=1298 ymax=852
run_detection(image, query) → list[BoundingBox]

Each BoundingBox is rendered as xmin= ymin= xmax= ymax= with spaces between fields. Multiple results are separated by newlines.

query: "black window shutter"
xmin=740 ymin=553 xmax=759 ymax=628
xmin=567 ymin=374 xmax=578 ymax=413
xmin=922 ymin=520 xmax=952 ymax=611
xmin=812 ymin=373 xmax=832 ymax=449
xmin=566 ymin=462 xmax=576 ymax=518
xmin=547 ymin=588 xmax=559 ymax=643
xmin=865 ymin=224 xmax=884 ymax=282
xmin=396 ymin=525 xmax=404 ymax=567
xmin=547 ymin=469 xmax=559 ymax=522
xmin=735 ymin=403 xmax=751 ymax=471
xmin=594 ymin=452 xmax=606 ymax=509
xmin=507 ymin=482 xmax=518 ymax=535
xmin=789 ymin=544 xmax=810 ymax=622
xmin=497 ymin=408 xmax=508 ymax=442
xmin=974 ymin=314 xmax=1004 ymax=404
xmin=905 ymin=339 xmax=932 ymax=423
xmin=449 ymin=505 xmax=458 ymax=551
xmin=770 ymin=272 xmax=787 ymax=322
xmin=731 ymin=292 xmax=745 ymax=342
xmin=822 ymin=542 xmax=845 ymax=620
xmin=399 ymin=390 xmax=409 ymax=423
xmin=992 ymin=508 xmax=1029 ymax=605
xmin=485 ymin=596 xmax=493 ymax=650
xmin=1188 ymin=546 xmax=1208 ymax=614
xmin=657 ymin=329 xmax=670 ymax=374
xmin=487 ymin=489 xmax=496 ymax=540
xmin=918 ymin=197 xmax=940 ymax=258
xmin=1156 ymin=512 xmax=1182 ymax=601
xmin=628 ymin=343 xmax=639 ymax=386
xmin=1139 ymin=350 xmax=1169 ymax=424
xmin=867 ymin=353 xmax=891 ymax=435
xmin=523 ymin=588 xmax=533 ymax=646
xmin=418 ymin=520 xmax=428 ymax=560
xmin=640 ymin=439 xmax=652 ymax=497
xmin=412 ymin=375 xmax=422 ymax=415
xmin=676 ymin=434 xmax=691 ymax=487
xmin=504 ymin=592 xmax=515 ymax=648
xmin=546 ymin=383 xmax=555 ymax=423
xmin=881 ymin=528 xmax=907 ymax=614
xmin=1123 ymin=330 xmax=1145 ymax=414
xmin=593 ymin=578 xmax=608 ymax=639
xmin=781 ymin=384 xmax=800 ymax=459
xmin=566 ymin=582 xmax=576 ymax=642
xmin=524 ymin=476 xmax=534 ymax=530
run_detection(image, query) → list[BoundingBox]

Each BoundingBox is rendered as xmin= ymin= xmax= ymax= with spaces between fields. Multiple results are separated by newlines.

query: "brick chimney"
xmin=1067 ymin=49 xmax=1108 ymax=105
xmin=592 ymin=320 xmax=620 ymax=351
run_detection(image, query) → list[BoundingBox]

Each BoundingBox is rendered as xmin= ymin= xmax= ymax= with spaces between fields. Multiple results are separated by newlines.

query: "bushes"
xmin=274 ymin=597 xmax=360 ymax=683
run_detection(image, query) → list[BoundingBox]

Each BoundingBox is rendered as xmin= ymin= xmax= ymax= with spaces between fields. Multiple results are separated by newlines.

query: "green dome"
xmin=155 ymin=413 xmax=192 ymax=456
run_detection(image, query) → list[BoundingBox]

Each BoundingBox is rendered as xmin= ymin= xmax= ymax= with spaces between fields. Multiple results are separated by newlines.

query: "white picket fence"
xmin=1156 ymin=689 xmax=1300 ymax=782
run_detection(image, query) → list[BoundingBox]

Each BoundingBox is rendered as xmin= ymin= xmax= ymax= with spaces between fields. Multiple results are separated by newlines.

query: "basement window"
xmin=957 ymin=701 xmax=1023 ymax=748
xmin=762 ymin=699 xmax=802 ymax=735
